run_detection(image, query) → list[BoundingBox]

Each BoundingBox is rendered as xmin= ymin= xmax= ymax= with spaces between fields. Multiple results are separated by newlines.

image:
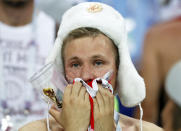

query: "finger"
xmin=109 ymin=94 xmax=114 ymax=112
xmin=51 ymin=104 xmax=59 ymax=110
xmin=102 ymin=88 xmax=114 ymax=109
xmin=72 ymin=81 xmax=82 ymax=96
xmin=96 ymin=91 xmax=105 ymax=112
xmin=98 ymin=85 xmax=109 ymax=104
xmin=85 ymin=92 xmax=90 ymax=102
xmin=79 ymin=86 xmax=87 ymax=99
xmin=99 ymin=86 xmax=114 ymax=105
xmin=98 ymin=85 xmax=114 ymax=112
xmin=93 ymin=98 xmax=99 ymax=115
xmin=49 ymin=107 xmax=62 ymax=125
xmin=64 ymin=84 xmax=72 ymax=97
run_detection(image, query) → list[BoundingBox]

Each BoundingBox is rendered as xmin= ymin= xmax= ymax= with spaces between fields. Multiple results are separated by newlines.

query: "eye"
xmin=72 ymin=63 xmax=80 ymax=68
xmin=94 ymin=60 xmax=103 ymax=66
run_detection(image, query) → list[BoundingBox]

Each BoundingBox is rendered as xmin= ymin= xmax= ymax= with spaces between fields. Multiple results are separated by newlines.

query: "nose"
xmin=81 ymin=64 xmax=95 ymax=83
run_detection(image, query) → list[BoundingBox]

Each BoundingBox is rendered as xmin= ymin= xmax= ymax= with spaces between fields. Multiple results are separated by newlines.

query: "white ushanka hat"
xmin=46 ymin=2 xmax=145 ymax=107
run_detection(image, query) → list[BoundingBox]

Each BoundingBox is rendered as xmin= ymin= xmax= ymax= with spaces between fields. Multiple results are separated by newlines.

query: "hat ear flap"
xmin=117 ymin=27 xmax=146 ymax=107
xmin=46 ymin=37 xmax=61 ymax=64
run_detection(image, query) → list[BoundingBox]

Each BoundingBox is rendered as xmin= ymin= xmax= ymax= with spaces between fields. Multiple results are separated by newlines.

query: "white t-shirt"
xmin=0 ymin=11 xmax=55 ymax=130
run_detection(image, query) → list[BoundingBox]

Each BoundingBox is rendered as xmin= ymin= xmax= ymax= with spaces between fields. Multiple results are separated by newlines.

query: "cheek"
xmin=64 ymin=67 xmax=81 ymax=82
xmin=94 ymin=62 xmax=116 ymax=77
xmin=107 ymin=62 xmax=117 ymax=89
xmin=92 ymin=68 xmax=109 ymax=77
xmin=93 ymin=64 xmax=117 ymax=79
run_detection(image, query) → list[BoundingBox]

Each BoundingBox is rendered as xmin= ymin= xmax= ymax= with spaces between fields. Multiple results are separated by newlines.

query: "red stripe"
xmin=89 ymin=96 xmax=94 ymax=130
xmin=87 ymin=81 xmax=94 ymax=131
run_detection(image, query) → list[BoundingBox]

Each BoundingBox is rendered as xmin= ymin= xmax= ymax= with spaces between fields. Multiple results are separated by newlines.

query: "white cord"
xmin=47 ymin=101 xmax=51 ymax=131
xmin=139 ymin=103 xmax=143 ymax=131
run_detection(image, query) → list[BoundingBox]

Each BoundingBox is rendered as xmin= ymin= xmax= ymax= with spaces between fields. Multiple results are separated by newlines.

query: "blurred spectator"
xmin=162 ymin=100 xmax=181 ymax=131
xmin=162 ymin=61 xmax=181 ymax=131
xmin=36 ymin=0 xmax=86 ymax=22
xmin=0 ymin=0 xmax=57 ymax=130
xmin=136 ymin=0 xmax=181 ymax=126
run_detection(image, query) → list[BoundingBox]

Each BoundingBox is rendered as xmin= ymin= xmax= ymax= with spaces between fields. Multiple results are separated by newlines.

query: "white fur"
xmin=46 ymin=2 xmax=145 ymax=107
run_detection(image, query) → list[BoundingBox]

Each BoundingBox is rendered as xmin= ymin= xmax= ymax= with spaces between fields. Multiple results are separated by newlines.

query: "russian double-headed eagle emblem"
xmin=87 ymin=3 xmax=103 ymax=13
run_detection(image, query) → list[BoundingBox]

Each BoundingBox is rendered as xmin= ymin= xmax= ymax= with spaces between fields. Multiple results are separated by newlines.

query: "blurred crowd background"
xmin=0 ymin=0 xmax=181 ymax=131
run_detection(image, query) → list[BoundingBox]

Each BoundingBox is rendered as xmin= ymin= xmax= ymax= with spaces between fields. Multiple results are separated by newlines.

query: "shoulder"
xmin=18 ymin=117 xmax=63 ymax=131
xmin=141 ymin=120 xmax=163 ymax=131
xmin=118 ymin=113 xmax=163 ymax=131
xmin=145 ymin=19 xmax=181 ymax=44
xmin=18 ymin=119 xmax=47 ymax=131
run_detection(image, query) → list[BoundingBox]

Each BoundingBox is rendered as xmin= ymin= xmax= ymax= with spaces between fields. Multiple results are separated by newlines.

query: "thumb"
xmin=49 ymin=106 xmax=63 ymax=126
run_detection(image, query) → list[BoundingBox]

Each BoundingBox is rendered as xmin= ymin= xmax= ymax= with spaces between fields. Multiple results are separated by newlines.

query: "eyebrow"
xmin=91 ymin=55 xmax=105 ymax=59
xmin=68 ymin=55 xmax=106 ymax=61
xmin=69 ymin=56 xmax=80 ymax=61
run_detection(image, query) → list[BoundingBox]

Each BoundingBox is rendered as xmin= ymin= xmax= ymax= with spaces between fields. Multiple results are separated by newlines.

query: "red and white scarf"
xmin=74 ymin=71 xmax=113 ymax=131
